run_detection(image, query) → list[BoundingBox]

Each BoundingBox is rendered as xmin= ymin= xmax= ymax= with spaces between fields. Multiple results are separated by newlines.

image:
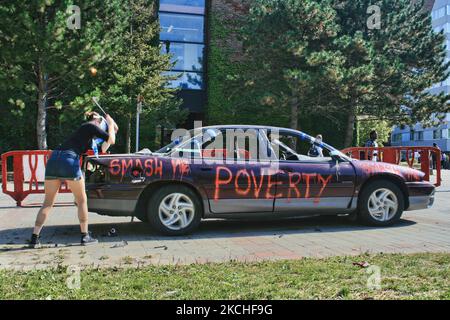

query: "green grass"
xmin=0 ymin=253 xmax=448 ymax=300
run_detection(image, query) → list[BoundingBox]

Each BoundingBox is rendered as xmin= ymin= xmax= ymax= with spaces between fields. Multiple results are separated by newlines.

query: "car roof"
xmin=193 ymin=125 xmax=338 ymax=151
xmin=194 ymin=125 xmax=306 ymax=134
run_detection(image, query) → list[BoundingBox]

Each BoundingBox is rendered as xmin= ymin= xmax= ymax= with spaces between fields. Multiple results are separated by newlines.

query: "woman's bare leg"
xmin=66 ymin=178 xmax=89 ymax=233
xmin=33 ymin=179 xmax=61 ymax=235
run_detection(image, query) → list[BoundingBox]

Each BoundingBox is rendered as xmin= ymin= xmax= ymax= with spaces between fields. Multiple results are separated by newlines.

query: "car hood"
xmin=352 ymin=160 xmax=425 ymax=182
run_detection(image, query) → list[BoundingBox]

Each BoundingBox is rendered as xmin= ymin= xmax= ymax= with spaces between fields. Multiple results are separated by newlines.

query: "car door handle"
xmin=200 ymin=167 xmax=212 ymax=171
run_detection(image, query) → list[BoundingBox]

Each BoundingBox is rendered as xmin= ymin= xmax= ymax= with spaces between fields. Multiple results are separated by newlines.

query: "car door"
xmin=275 ymin=159 xmax=356 ymax=213
xmin=191 ymin=128 xmax=277 ymax=214
xmin=271 ymin=131 xmax=356 ymax=213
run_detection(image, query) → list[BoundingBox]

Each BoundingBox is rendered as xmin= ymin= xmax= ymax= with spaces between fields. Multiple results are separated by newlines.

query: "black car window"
xmin=170 ymin=128 xmax=273 ymax=162
xmin=268 ymin=131 xmax=332 ymax=162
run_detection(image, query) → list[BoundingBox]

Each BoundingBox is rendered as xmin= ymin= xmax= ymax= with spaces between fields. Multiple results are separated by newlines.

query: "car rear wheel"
xmin=358 ymin=180 xmax=404 ymax=226
xmin=147 ymin=185 xmax=202 ymax=235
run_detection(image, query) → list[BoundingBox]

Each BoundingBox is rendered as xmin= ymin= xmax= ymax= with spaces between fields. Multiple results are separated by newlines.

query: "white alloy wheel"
xmin=158 ymin=193 xmax=195 ymax=230
xmin=367 ymin=188 xmax=398 ymax=222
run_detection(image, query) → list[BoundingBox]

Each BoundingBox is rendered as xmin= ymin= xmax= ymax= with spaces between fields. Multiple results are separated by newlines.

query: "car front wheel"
xmin=358 ymin=180 xmax=404 ymax=226
xmin=147 ymin=185 xmax=202 ymax=235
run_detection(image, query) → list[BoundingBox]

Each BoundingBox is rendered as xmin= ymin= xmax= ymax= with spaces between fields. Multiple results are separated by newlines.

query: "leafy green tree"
xmin=78 ymin=0 xmax=185 ymax=153
xmin=232 ymin=0 xmax=448 ymax=148
xmin=356 ymin=117 xmax=392 ymax=147
xmin=0 ymin=0 xmax=184 ymax=153
xmin=0 ymin=0 xmax=130 ymax=149
xmin=332 ymin=0 xmax=450 ymax=146
xmin=239 ymin=0 xmax=343 ymax=134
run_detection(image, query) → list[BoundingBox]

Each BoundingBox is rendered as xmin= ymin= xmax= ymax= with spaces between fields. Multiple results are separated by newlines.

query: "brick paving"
xmin=0 ymin=171 xmax=449 ymax=270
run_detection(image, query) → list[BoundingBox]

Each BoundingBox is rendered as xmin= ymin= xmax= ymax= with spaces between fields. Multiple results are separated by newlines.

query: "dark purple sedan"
xmin=85 ymin=125 xmax=435 ymax=235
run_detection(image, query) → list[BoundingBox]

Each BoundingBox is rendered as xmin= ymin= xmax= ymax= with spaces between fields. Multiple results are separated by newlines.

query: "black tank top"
xmin=57 ymin=122 xmax=109 ymax=155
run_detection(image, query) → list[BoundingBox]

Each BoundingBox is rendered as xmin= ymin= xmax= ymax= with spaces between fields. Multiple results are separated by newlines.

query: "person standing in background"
xmin=308 ymin=134 xmax=324 ymax=157
xmin=365 ymin=130 xmax=379 ymax=161
xmin=432 ymin=143 xmax=441 ymax=170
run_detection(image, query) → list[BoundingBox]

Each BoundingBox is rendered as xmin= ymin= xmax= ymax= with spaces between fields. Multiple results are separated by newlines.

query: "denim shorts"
xmin=45 ymin=149 xmax=83 ymax=181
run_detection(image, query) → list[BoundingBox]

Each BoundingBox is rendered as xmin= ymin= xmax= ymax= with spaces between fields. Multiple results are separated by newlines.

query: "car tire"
xmin=357 ymin=180 xmax=404 ymax=226
xmin=147 ymin=184 xmax=202 ymax=235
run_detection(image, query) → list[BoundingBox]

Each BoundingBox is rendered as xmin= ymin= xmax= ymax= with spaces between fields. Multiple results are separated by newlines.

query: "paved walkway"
xmin=0 ymin=172 xmax=449 ymax=270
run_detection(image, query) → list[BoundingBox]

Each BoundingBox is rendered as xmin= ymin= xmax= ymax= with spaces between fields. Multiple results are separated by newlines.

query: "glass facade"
xmin=434 ymin=129 xmax=443 ymax=139
xmin=161 ymin=42 xmax=204 ymax=72
xmin=160 ymin=0 xmax=205 ymax=14
xmin=163 ymin=71 xmax=203 ymax=89
xmin=159 ymin=0 xmax=206 ymax=91
xmin=160 ymin=13 xmax=204 ymax=43
xmin=431 ymin=0 xmax=450 ymax=95
xmin=417 ymin=131 xmax=424 ymax=141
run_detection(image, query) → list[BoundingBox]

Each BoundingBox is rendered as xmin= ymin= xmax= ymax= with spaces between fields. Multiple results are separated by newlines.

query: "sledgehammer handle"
xmin=92 ymin=97 xmax=107 ymax=116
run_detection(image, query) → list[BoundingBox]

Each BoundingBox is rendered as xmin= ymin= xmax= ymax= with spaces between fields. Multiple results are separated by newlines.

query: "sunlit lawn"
xmin=0 ymin=253 xmax=448 ymax=300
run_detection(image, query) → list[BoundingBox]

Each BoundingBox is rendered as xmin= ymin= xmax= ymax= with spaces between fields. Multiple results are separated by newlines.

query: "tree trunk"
xmin=37 ymin=67 xmax=48 ymax=150
xmin=126 ymin=114 xmax=131 ymax=153
xmin=290 ymin=96 xmax=299 ymax=150
xmin=344 ymin=106 xmax=356 ymax=148
xmin=290 ymin=96 xmax=299 ymax=130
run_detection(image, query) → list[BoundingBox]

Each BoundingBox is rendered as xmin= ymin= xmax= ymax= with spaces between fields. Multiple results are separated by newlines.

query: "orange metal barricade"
xmin=340 ymin=146 xmax=442 ymax=187
xmin=1 ymin=150 xmax=97 ymax=206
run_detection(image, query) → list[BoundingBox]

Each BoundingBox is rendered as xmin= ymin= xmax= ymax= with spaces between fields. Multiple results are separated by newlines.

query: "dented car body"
xmin=85 ymin=125 xmax=435 ymax=235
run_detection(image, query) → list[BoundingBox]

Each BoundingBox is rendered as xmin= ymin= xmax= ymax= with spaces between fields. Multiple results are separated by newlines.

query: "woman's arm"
xmin=112 ymin=121 xmax=119 ymax=133
xmin=100 ymin=115 xmax=118 ymax=153
xmin=101 ymin=141 xmax=111 ymax=153
xmin=105 ymin=114 xmax=117 ymax=145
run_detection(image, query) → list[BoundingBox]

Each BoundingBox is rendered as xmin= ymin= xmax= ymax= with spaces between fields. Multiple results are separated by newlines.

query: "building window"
xmin=160 ymin=13 xmax=204 ymax=43
xmin=410 ymin=130 xmax=415 ymax=141
xmin=159 ymin=0 xmax=206 ymax=92
xmin=161 ymin=42 xmax=204 ymax=72
xmin=432 ymin=6 xmax=446 ymax=20
xmin=160 ymin=0 xmax=205 ymax=14
xmin=416 ymin=131 xmax=424 ymax=141
xmin=433 ymin=129 xmax=442 ymax=139
xmin=393 ymin=133 xmax=402 ymax=143
xmin=164 ymin=71 xmax=203 ymax=89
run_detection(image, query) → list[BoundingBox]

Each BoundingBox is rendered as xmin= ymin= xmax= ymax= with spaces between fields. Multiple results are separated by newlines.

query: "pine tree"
xmin=239 ymin=0 xmax=343 ymax=133
xmin=238 ymin=0 xmax=449 ymax=147
xmin=332 ymin=0 xmax=450 ymax=146
xmin=0 ymin=0 xmax=129 ymax=149
xmin=87 ymin=0 xmax=185 ymax=153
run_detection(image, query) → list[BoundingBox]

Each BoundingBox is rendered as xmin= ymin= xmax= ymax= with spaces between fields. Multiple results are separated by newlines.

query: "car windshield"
xmin=267 ymin=129 xmax=352 ymax=162
xmin=309 ymin=138 xmax=352 ymax=162
xmin=155 ymin=129 xmax=196 ymax=154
